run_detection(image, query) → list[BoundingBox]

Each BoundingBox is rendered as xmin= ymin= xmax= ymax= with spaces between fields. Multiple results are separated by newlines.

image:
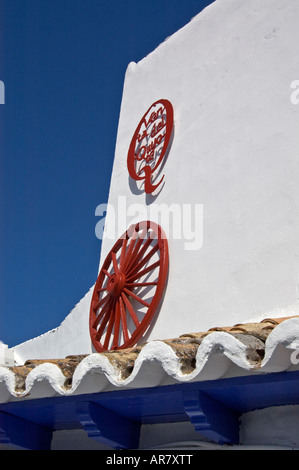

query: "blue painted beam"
xmin=0 ymin=410 xmax=53 ymax=450
xmin=76 ymin=401 xmax=141 ymax=449
xmin=184 ymin=391 xmax=240 ymax=444
xmin=1 ymin=370 xmax=299 ymax=449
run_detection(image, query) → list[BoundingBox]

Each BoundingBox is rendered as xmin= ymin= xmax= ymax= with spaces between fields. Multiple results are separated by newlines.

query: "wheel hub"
xmin=107 ymin=272 xmax=126 ymax=297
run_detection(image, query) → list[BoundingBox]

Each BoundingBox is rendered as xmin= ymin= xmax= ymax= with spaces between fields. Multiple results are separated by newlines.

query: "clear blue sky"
xmin=0 ymin=0 xmax=214 ymax=347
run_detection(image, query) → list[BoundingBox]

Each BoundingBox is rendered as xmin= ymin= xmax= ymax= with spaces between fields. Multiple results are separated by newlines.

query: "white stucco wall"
xmin=48 ymin=405 xmax=299 ymax=449
xmin=13 ymin=287 xmax=94 ymax=362
xmin=13 ymin=0 xmax=299 ymax=361
xmin=240 ymin=405 xmax=299 ymax=448
xmin=100 ymin=0 xmax=299 ymax=341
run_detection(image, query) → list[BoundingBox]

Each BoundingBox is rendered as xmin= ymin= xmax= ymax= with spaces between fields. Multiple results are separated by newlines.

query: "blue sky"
xmin=0 ymin=0 xmax=214 ymax=347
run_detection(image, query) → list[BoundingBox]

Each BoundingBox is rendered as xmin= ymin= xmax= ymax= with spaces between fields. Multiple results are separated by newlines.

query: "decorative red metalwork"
xmin=89 ymin=221 xmax=169 ymax=352
xmin=127 ymin=99 xmax=174 ymax=194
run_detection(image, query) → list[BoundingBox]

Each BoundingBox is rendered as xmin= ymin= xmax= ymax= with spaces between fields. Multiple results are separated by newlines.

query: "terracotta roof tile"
xmin=101 ymin=347 xmax=143 ymax=380
xmin=10 ymin=355 xmax=88 ymax=393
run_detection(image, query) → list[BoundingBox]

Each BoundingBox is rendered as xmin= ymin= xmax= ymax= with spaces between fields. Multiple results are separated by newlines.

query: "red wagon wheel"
xmin=89 ymin=221 xmax=169 ymax=352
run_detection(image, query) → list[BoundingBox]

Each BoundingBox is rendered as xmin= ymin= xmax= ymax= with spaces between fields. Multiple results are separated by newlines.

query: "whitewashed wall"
xmin=14 ymin=0 xmax=299 ymax=361
xmin=99 ymin=0 xmax=299 ymax=340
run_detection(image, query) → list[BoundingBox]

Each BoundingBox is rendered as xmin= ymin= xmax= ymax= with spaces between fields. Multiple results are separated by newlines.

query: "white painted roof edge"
xmin=1 ymin=317 xmax=299 ymax=403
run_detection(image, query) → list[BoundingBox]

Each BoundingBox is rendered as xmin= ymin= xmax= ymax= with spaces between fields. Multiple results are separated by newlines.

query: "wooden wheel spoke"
xmin=111 ymin=251 xmax=120 ymax=275
xmin=126 ymin=260 xmax=160 ymax=283
xmin=97 ymin=287 xmax=107 ymax=296
xmin=124 ymin=228 xmax=147 ymax=272
xmin=125 ymin=234 xmax=153 ymax=275
xmin=119 ymin=237 xmax=128 ymax=272
xmin=125 ymin=281 xmax=158 ymax=288
xmin=103 ymin=300 xmax=116 ymax=349
xmin=112 ymin=299 xmax=121 ymax=349
xmin=119 ymin=295 xmax=129 ymax=342
xmin=127 ymin=243 xmax=159 ymax=279
xmin=102 ymin=268 xmax=111 ymax=278
xmin=92 ymin=296 xmax=113 ymax=329
xmin=123 ymin=230 xmax=138 ymax=270
xmin=123 ymin=288 xmax=150 ymax=308
xmin=121 ymin=292 xmax=140 ymax=327
xmin=92 ymin=293 xmax=110 ymax=312
xmin=95 ymin=306 xmax=112 ymax=340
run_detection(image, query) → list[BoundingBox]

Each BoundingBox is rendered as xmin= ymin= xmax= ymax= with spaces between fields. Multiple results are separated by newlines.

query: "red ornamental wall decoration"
xmin=90 ymin=221 xmax=169 ymax=352
xmin=127 ymin=99 xmax=174 ymax=194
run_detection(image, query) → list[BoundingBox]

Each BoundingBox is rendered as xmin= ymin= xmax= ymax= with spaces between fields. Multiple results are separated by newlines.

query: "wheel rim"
xmin=89 ymin=221 xmax=169 ymax=352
